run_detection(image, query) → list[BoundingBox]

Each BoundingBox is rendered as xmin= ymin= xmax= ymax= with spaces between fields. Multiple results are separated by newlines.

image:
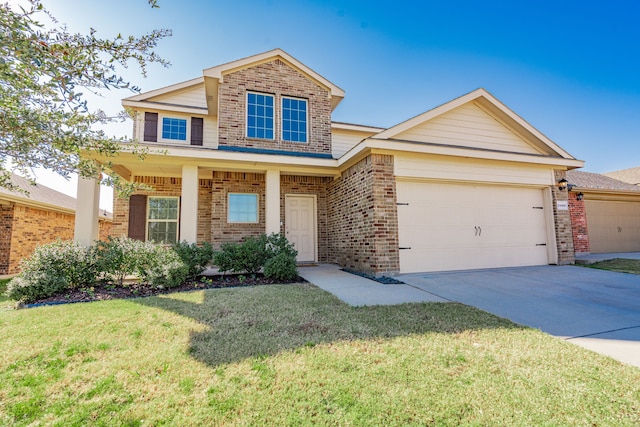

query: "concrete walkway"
xmin=297 ymin=264 xmax=446 ymax=306
xmin=298 ymin=263 xmax=640 ymax=368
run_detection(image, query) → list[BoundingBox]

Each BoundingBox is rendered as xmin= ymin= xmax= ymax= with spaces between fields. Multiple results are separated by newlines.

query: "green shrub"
xmin=172 ymin=241 xmax=213 ymax=278
xmin=213 ymin=233 xmax=298 ymax=280
xmin=95 ymin=236 xmax=149 ymax=286
xmin=265 ymin=233 xmax=297 ymax=259
xmin=6 ymin=240 xmax=96 ymax=303
xmin=263 ymin=252 xmax=298 ymax=281
xmin=138 ymin=245 xmax=189 ymax=289
xmin=213 ymin=234 xmax=269 ymax=275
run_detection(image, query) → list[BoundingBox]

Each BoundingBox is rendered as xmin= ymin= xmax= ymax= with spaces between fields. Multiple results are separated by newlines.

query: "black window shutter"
xmin=144 ymin=112 xmax=158 ymax=142
xmin=128 ymin=195 xmax=147 ymax=241
xmin=191 ymin=117 xmax=203 ymax=146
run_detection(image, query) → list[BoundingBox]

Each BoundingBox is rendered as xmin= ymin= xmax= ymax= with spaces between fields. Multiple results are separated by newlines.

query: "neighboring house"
xmin=76 ymin=49 xmax=584 ymax=275
xmin=566 ymin=170 xmax=640 ymax=255
xmin=604 ymin=166 xmax=640 ymax=186
xmin=0 ymin=173 xmax=112 ymax=275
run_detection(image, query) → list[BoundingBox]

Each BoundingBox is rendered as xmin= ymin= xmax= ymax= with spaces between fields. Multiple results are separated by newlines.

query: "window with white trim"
xmin=247 ymin=92 xmax=274 ymax=139
xmin=147 ymin=197 xmax=179 ymax=244
xmin=159 ymin=116 xmax=188 ymax=142
xmin=282 ymin=96 xmax=308 ymax=143
xmin=228 ymin=193 xmax=259 ymax=223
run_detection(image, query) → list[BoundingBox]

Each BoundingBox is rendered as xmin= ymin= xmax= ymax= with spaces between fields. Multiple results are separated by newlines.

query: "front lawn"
xmin=585 ymin=258 xmax=640 ymax=275
xmin=0 ymin=278 xmax=12 ymax=308
xmin=1 ymin=284 xmax=639 ymax=426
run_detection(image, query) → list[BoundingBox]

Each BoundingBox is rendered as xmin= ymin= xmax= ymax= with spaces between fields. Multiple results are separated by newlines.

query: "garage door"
xmin=585 ymin=200 xmax=640 ymax=253
xmin=397 ymin=181 xmax=550 ymax=273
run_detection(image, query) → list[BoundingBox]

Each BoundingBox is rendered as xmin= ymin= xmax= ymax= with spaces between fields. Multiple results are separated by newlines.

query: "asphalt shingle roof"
xmin=566 ymin=170 xmax=640 ymax=192
xmin=0 ymin=173 xmax=77 ymax=211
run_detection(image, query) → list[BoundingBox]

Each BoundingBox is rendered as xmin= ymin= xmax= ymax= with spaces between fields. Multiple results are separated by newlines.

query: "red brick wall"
xmin=0 ymin=205 xmax=14 ymax=274
xmin=327 ymin=154 xmax=399 ymax=275
xmin=218 ymin=59 xmax=332 ymax=155
xmin=7 ymin=205 xmax=75 ymax=274
xmin=280 ymin=175 xmax=331 ymax=262
xmin=568 ymin=191 xmax=590 ymax=255
xmin=552 ymin=170 xmax=576 ymax=264
xmin=210 ymin=171 xmax=265 ymax=249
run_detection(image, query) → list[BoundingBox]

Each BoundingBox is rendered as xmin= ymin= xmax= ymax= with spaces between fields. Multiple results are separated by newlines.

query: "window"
xmin=161 ymin=117 xmax=187 ymax=141
xmin=282 ymin=97 xmax=308 ymax=143
xmin=247 ymin=92 xmax=274 ymax=139
xmin=147 ymin=197 xmax=179 ymax=244
xmin=228 ymin=193 xmax=258 ymax=223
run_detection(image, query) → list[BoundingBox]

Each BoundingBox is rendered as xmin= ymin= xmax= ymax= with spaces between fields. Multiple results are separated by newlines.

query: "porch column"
xmin=181 ymin=165 xmax=199 ymax=243
xmin=265 ymin=169 xmax=280 ymax=235
xmin=74 ymin=176 xmax=100 ymax=246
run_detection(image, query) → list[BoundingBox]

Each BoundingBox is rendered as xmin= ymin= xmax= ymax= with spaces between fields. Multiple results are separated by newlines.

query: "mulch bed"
xmin=26 ymin=274 xmax=306 ymax=307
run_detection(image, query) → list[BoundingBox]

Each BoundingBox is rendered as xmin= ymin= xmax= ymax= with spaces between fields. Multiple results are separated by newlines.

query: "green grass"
xmin=0 ymin=278 xmax=13 ymax=308
xmin=586 ymin=258 xmax=640 ymax=275
xmin=1 ymin=284 xmax=639 ymax=426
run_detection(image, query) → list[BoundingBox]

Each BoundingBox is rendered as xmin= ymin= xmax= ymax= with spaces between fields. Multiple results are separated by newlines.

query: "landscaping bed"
xmin=24 ymin=274 xmax=304 ymax=307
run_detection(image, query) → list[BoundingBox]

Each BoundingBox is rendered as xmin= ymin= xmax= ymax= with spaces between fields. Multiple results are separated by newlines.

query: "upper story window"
xmin=282 ymin=97 xmax=307 ymax=143
xmin=247 ymin=92 xmax=274 ymax=140
xmin=143 ymin=112 xmax=203 ymax=146
xmin=161 ymin=117 xmax=187 ymax=141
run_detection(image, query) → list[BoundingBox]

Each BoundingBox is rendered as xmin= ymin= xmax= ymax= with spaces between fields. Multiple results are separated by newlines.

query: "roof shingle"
xmin=566 ymin=170 xmax=640 ymax=192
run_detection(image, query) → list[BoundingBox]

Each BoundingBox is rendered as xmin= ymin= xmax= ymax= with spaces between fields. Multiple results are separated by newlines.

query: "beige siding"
xmin=394 ymin=102 xmax=542 ymax=155
xmin=394 ymin=153 xmax=553 ymax=186
xmin=331 ymin=128 xmax=374 ymax=158
xmin=147 ymin=85 xmax=207 ymax=109
xmin=133 ymin=109 xmax=218 ymax=148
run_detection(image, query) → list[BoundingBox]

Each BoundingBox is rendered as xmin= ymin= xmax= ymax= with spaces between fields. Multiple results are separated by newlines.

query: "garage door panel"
xmin=397 ymin=181 xmax=549 ymax=273
xmin=586 ymin=200 xmax=640 ymax=253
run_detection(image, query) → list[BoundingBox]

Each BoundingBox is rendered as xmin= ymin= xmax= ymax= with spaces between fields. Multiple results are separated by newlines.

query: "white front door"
xmin=285 ymin=195 xmax=317 ymax=262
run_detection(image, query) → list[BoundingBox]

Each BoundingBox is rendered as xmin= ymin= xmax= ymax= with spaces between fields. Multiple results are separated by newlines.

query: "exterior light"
xmin=576 ymin=192 xmax=584 ymax=201
xmin=558 ymin=178 xmax=568 ymax=191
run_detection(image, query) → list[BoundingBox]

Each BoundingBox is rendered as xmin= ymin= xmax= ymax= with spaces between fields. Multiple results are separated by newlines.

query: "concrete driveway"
xmin=396 ymin=265 xmax=640 ymax=368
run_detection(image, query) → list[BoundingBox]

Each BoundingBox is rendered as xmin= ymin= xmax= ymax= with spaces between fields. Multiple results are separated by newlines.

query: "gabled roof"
xmin=0 ymin=173 xmax=113 ymax=218
xmin=371 ymin=88 xmax=576 ymax=160
xmin=604 ymin=166 xmax=640 ymax=186
xmin=123 ymin=49 xmax=345 ymax=116
xmin=566 ymin=170 xmax=640 ymax=192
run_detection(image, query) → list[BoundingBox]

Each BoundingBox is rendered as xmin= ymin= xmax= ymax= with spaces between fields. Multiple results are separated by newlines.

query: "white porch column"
xmin=265 ymin=169 xmax=281 ymax=235
xmin=74 ymin=176 xmax=100 ymax=246
xmin=180 ymin=165 xmax=199 ymax=243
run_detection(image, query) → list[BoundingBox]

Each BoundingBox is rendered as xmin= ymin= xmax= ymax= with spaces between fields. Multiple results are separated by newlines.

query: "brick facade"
xmin=552 ymin=170 xmax=576 ymax=264
xmin=0 ymin=205 xmax=13 ymax=274
xmin=210 ymin=171 xmax=265 ymax=249
xmin=218 ymin=59 xmax=332 ymax=155
xmin=280 ymin=175 xmax=331 ymax=262
xmin=0 ymin=204 xmax=111 ymax=275
xmin=327 ymin=154 xmax=400 ymax=276
xmin=568 ymin=191 xmax=590 ymax=255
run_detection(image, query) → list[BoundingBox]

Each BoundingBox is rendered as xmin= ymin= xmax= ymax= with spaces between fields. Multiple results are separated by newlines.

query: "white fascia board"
xmin=123 ymin=77 xmax=204 ymax=102
xmin=0 ymin=194 xmax=75 ymax=215
xmin=339 ymin=138 xmax=585 ymax=169
xmin=122 ymin=100 xmax=208 ymax=115
xmin=331 ymin=122 xmax=385 ymax=133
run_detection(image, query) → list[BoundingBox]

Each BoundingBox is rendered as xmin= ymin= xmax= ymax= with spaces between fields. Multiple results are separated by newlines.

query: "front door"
xmin=285 ymin=194 xmax=316 ymax=262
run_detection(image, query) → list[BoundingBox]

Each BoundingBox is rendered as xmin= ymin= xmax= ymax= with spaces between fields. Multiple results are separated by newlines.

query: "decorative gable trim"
xmin=373 ymin=88 xmax=576 ymax=160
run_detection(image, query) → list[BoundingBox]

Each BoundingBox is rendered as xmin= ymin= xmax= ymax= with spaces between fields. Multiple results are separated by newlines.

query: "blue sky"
xmin=31 ymin=0 xmax=640 ymax=208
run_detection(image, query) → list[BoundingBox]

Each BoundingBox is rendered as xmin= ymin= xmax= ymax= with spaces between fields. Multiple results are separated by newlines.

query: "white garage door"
xmin=585 ymin=200 xmax=640 ymax=253
xmin=397 ymin=181 xmax=550 ymax=273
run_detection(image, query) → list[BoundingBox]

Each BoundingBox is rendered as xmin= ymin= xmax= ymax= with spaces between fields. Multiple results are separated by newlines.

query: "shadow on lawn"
xmin=135 ymin=283 xmax=523 ymax=367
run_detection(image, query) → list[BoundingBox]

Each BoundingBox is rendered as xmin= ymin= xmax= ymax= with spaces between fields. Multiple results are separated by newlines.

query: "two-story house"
xmin=74 ymin=49 xmax=584 ymax=275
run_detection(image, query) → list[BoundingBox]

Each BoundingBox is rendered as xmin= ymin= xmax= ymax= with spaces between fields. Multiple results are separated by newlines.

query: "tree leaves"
xmin=0 ymin=0 xmax=171 ymax=195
